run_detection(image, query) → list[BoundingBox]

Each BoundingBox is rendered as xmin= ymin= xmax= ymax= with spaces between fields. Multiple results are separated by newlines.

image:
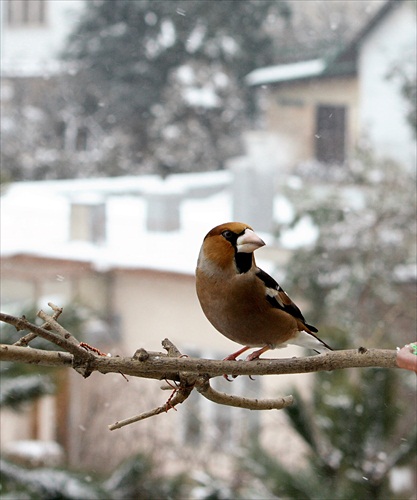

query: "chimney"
xmin=227 ymin=131 xmax=281 ymax=233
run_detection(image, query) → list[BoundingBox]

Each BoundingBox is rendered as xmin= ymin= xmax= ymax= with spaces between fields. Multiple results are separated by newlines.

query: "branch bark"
xmin=0 ymin=342 xmax=399 ymax=377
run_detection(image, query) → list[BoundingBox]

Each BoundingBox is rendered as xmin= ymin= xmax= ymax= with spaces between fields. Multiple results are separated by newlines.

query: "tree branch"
xmin=0 ymin=342 xmax=400 ymax=377
xmin=196 ymin=378 xmax=294 ymax=410
xmin=0 ymin=312 xmax=91 ymax=361
xmin=0 ymin=344 xmax=73 ymax=367
xmin=1 ymin=308 xmax=414 ymax=430
xmin=14 ymin=302 xmax=63 ymax=347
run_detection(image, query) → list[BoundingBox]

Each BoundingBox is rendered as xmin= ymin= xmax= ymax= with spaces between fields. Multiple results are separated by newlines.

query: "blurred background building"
xmin=1 ymin=1 xmax=416 ymax=498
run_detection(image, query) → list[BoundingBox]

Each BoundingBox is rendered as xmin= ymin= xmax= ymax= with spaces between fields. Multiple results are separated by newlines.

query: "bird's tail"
xmin=291 ymin=329 xmax=333 ymax=353
xmin=305 ymin=322 xmax=318 ymax=333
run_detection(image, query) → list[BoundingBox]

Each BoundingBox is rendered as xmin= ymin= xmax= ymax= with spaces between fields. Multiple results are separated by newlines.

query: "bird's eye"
xmin=222 ymin=230 xmax=234 ymax=241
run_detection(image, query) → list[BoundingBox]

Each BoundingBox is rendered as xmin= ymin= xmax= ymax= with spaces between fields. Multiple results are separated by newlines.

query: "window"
xmin=315 ymin=105 xmax=347 ymax=164
xmin=7 ymin=0 xmax=47 ymax=27
xmin=76 ymin=127 xmax=89 ymax=151
xmin=55 ymin=120 xmax=91 ymax=152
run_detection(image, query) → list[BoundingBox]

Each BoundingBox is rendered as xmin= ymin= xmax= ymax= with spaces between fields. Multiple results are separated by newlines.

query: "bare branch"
xmin=90 ymin=348 xmax=399 ymax=378
xmin=196 ymin=378 xmax=294 ymax=410
xmin=37 ymin=309 xmax=82 ymax=347
xmin=1 ymin=309 xmax=412 ymax=430
xmin=14 ymin=302 xmax=63 ymax=347
xmin=1 ymin=311 xmax=98 ymax=377
xmin=0 ymin=312 xmax=90 ymax=360
xmin=0 ymin=344 xmax=73 ymax=367
xmin=109 ymin=382 xmax=194 ymax=430
xmin=0 ymin=342 xmax=399 ymax=378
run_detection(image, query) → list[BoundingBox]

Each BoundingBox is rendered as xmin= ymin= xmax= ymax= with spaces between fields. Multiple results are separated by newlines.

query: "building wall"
xmin=358 ymin=1 xmax=416 ymax=167
xmin=1 ymin=0 xmax=85 ymax=75
xmin=111 ymin=268 xmax=234 ymax=355
xmin=0 ymin=256 xmax=106 ymax=314
xmin=263 ymin=75 xmax=358 ymax=167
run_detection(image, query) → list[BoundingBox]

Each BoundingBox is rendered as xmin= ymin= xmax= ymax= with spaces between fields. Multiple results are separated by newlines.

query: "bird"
xmin=195 ymin=222 xmax=332 ymax=364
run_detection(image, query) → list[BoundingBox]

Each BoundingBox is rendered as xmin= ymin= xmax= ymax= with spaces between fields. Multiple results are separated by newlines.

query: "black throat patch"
xmin=235 ymin=252 xmax=253 ymax=274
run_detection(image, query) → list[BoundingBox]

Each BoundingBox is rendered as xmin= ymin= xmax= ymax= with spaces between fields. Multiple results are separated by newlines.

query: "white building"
xmin=356 ymin=0 xmax=416 ymax=166
xmin=1 ymin=0 xmax=85 ymax=76
xmin=246 ymin=0 xmax=416 ymax=170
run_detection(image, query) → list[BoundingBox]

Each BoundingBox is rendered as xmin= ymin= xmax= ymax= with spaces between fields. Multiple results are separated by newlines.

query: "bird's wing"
xmin=255 ymin=267 xmax=318 ymax=333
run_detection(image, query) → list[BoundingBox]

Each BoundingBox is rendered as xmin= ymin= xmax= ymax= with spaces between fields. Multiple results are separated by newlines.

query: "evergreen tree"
xmin=245 ymin=366 xmax=416 ymax=499
xmin=62 ymin=0 xmax=290 ymax=174
xmin=1 ymin=451 xmax=190 ymax=499
xmin=279 ymin=148 xmax=416 ymax=349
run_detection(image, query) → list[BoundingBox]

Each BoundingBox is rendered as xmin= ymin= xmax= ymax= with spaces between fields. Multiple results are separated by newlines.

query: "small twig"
xmin=109 ymin=407 xmax=168 ymax=430
xmin=162 ymin=338 xmax=183 ymax=357
xmin=109 ymin=339 xmax=198 ymax=430
xmin=79 ymin=342 xmax=108 ymax=357
xmin=37 ymin=310 xmax=81 ymax=345
xmin=0 ymin=313 xmax=89 ymax=360
xmin=196 ymin=377 xmax=293 ymax=410
xmin=108 ymin=381 xmax=194 ymax=430
xmin=14 ymin=302 xmax=63 ymax=347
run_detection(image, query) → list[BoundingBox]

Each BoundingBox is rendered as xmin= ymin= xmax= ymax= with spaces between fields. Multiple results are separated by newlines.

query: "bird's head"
xmin=198 ymin=222 xmax=265 ymax=274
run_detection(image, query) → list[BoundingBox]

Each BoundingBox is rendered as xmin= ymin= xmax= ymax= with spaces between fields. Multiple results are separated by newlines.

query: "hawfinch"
xmin=196 ymin=222 xmax=332 ymax=362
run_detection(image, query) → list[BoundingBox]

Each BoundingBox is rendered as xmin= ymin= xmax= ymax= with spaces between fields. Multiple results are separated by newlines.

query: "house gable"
xmin=246 ymin=0 xmax=414 ymax=168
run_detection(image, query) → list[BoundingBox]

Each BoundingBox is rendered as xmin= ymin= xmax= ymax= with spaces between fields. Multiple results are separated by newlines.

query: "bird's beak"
xmin=236 ymin=229 xmax=266 ymax=253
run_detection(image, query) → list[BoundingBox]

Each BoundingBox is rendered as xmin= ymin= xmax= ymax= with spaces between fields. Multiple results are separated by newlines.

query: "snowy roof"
xmin=246 ymin=2 xmax=405 ymax=88
xmin=0 ymin=172 xmax=232 ymax=276
xmin=335 ymin=0 xmax=405 ymax=63
xmin=246 ymin=59 xmax=326 ymax=86
xmin=0 ymin=172 xmax=320 ymax=278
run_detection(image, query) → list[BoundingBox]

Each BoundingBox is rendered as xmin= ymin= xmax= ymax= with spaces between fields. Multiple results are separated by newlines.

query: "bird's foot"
xmin=222 ymin=346 xmax=251 ymax=381
xmin=245 ymin=345 xmax=271 ymax=362
xmin=223 ymin=345 xmax=251 ymax=361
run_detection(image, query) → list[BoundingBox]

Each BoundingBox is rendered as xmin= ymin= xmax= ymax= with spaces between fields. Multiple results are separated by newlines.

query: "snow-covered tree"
xmin=61 ymin=0 xmax=291 ymax=174
xmin=2 ymin=1 xmax=383 ymax=180
xmin=280 ymin=148 xmax=416 ymax=350
xmin=1 ymin=452 xmax=187 ymax=499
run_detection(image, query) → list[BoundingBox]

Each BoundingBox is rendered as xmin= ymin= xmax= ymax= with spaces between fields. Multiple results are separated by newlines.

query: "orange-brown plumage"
xmin=196 ymin=222 xmax=332 ymax=361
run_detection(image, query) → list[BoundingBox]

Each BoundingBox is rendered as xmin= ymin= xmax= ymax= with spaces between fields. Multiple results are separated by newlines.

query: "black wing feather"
xmin=255 ymin=268 xmax=318 ymax=332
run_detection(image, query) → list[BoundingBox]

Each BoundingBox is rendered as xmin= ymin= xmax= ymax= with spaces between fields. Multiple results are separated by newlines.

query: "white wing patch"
xmin=265 ymin=287 xmax=285 ymax=307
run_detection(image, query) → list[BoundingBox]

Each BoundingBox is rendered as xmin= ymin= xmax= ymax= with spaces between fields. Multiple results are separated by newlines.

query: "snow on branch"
xmin=0 ymin=304 xmax=415 ymax=430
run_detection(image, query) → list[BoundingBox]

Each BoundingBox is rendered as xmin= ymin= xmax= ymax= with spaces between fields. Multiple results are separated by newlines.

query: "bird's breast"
xmin=196 ymin=271 xmax=297 ymax=347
